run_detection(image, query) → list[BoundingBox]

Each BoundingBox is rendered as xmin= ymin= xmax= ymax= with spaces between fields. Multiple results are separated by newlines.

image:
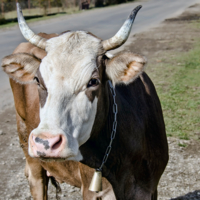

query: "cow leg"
xmin=25 ymin=157 xmax=49 ymax=200
xmin=151 ymin=188 xmax=157 ymax=200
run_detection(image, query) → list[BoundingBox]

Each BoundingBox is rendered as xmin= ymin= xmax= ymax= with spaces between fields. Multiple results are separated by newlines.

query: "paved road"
xmin=0 ymin=0 xmax=200 ymax=111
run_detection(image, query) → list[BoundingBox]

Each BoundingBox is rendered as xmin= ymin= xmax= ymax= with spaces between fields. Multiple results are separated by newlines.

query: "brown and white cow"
xmin=1 ymin=3 xmax=168 ymax=200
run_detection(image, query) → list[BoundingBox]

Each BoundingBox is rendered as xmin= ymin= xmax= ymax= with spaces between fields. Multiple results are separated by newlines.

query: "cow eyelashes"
xmin=87 ymin=78 xmax=100 ymax=88
xmin=34 ymin=77 xmax=47 ymax=91
xmin=34 ymin=77 xmax=40 ymax=85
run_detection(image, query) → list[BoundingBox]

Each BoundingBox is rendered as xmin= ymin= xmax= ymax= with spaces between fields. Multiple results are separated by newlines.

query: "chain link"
xmin=98 ymin=80 xmax=118 ymax=171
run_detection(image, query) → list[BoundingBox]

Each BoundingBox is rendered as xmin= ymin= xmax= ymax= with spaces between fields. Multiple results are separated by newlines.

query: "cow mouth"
xmin=39 ymin=155 xmax=74 ymax=162
xmin=29 ymin=132 xmax=81 ymax=161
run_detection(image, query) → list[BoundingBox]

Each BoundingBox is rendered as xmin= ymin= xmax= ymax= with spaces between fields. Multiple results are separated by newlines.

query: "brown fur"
xmin=3 ymin=53 xmax=41 ymax=83
xmin=105 ymin=52 xmax=147 ymax=85
xmin=2 ymin=32 xmax=168 ymax=200
xmin=4 ymin=33 xmax=115 ymax=200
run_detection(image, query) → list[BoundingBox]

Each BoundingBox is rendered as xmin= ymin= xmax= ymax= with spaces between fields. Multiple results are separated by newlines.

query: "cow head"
xmin=2 ymin=4 xmax=146 ymax=161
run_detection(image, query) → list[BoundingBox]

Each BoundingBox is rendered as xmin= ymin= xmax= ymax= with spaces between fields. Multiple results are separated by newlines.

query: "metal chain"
xmin=98 ymin=80 xmax=118 ymax=171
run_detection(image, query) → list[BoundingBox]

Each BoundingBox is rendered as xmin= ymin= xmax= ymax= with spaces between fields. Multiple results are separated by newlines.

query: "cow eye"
xmin=34 ymin=77 xmax=40 ymax=85
xmin=87 ymin=78 xmax=99 ymax=87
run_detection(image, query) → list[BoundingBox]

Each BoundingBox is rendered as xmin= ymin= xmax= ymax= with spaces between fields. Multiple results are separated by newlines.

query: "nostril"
xmin=52 ymin=136 xmax=62 ymax=150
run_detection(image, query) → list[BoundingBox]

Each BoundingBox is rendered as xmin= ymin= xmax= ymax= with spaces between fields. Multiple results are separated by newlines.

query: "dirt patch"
xmin=165 ymin=14 xmax=200 ymax=22
xmin=158 ymin=138 xmax=200 ymax=200
xmin=165 ymin=3 xmax=200 ymax=21
xmin=0 ymin=108 xmax=82 ymax=200
xmin=1 ymin=3 xmax=200 ymax=200
xmin=0 ymin=109 xmax=199 ymax=200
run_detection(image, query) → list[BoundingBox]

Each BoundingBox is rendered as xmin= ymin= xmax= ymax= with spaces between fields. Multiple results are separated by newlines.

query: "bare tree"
xmin=0 ymin=0 xmax=4 ymax=18
xmin=95 ymin=0 xmax=103 ymax=7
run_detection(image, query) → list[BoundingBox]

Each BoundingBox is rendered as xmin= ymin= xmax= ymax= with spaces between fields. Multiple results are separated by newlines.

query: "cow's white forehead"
xmin=32 ymin=31 xmax=101 ymax=160
xmin=40 ymin=31 xmax=102 ymax=92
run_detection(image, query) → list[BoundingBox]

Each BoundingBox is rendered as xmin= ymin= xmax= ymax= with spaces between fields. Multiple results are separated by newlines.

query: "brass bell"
xmin=89 ymin=170 xmax=102 ymax=192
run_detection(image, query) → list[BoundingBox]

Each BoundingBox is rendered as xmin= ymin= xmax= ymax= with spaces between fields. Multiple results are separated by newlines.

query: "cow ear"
xmin=105 ymin=52 xmax=147 ymax=85
xmin=2 ymin=53 xmax=40 ymax=84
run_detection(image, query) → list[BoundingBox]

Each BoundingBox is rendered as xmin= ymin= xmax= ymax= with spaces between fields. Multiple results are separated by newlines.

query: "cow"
xmin=1 ymin=3 xmax=168 ymax=200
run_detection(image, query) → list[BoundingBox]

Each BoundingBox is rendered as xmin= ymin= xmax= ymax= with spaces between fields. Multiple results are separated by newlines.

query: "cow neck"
xmin=88 ymin=80 xmax=118 ymax=192
xmin=97 ymin=80 xmax=118 ymax=172
xmin=80 ymin=80 xmax=118 ymax=173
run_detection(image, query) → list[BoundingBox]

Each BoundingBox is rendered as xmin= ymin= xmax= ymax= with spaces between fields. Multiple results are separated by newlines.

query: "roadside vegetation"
xmin=127 ymin=12 xmax=200 ymax=143
xmin=158 ymin=43 xmax=200 ymax=140
xmin=0 ymin=0 xmax=136 ymax=28
xmin=149 ymin=21 xmax=200 ymax=141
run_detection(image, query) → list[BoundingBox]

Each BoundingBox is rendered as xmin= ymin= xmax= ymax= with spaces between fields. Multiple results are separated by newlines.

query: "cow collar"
xmin=89 ymin=80 xmax=118 ymax=192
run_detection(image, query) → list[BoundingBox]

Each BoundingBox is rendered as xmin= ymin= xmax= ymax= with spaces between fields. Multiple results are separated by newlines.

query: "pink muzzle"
xmin=29 ymin=132 xmax=66 ymax=158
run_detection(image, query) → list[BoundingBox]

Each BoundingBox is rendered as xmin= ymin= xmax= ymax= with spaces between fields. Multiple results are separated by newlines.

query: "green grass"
xmin=0 ymin=12 xmax=74 ymax=29
xmin=151 ymin=41 xmax=200 ymax=140
xmin=178 ymin=143 xmax=187 ymax=147
xmin=4 ymin=7 xmax=66 ymax=19
xmin=0 ymin=6 xmax=82 ymax=29
xmin=191 ymin=19 xmax=200 ymax=29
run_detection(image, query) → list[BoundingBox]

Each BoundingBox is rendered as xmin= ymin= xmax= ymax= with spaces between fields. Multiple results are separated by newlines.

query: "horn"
xmin=16 ymin=3 xmax=47 ymax=49
xmin=102 ymin=5 xmax=142 ymax=51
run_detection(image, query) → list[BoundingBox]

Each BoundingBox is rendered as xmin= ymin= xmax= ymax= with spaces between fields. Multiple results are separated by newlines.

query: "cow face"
xmin=29 ymin=31 xmax=103 ymax=161
xmin=2 ymin=4 xmax=146 ymax=161
xmin=2 ymin=34 xmax=146 ymax=162
xmin=2 ymin=31 xmax=146 ymax=161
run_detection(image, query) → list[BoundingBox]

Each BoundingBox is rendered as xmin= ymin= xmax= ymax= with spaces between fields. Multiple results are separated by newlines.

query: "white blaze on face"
xmin=30 ymin=31 xmax=102 ymax=161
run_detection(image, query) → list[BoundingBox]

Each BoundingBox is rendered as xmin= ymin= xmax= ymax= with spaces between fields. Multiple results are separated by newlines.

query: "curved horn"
xmin=102 ymin=5 xmax=142 ymax=51
xmin=17 ymin=3 xmax=47 ymax=49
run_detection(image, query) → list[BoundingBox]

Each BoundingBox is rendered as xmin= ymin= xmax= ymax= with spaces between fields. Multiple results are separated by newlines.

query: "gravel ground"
xmin=0 ymin=3 xmax=200 ymax=200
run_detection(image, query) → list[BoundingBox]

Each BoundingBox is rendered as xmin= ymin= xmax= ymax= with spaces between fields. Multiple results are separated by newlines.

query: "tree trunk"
xmin=95 ymin=0 xmax=103 ymax=7
xmin=0 ymin=0 xmax=4 ymax=18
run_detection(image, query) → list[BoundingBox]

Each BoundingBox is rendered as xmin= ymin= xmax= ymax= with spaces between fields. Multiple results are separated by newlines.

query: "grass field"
xmin=0 ymin=6 xmax=84 ymax=29
xmin=150 ymin=21 xmax=200 ymax=141
xmin=0 ymin=12 xmax=68 ymax=29
xmin=3 ymin=7 xmax=65 ymax=19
